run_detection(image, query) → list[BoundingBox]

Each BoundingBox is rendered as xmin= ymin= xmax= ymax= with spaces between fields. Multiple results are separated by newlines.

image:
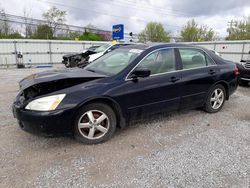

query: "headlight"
xmin=25 ymin=94 xmax=66 ymax=111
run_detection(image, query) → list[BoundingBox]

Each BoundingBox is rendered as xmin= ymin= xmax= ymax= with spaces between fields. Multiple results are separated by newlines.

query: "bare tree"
xmin=0 ymin=8 xmax=11 ymax=35
xmin=42 ymin=6 xmax=66 ymax=37
xmin=23 ymin=7 xmax=33 ymax=38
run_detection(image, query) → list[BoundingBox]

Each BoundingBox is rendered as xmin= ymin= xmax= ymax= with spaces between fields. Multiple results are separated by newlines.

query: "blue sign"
xmin=112 ymin=24 xmax=124 ymax=40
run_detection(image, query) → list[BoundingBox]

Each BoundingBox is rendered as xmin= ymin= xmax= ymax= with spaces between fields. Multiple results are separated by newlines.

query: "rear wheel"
xmin=74 ymin=103 xmax=116 ymax=144
xmin=204 ymin=84 xmax=226 ymax=113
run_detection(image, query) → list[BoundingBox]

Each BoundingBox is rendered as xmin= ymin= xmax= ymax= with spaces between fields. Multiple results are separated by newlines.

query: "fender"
xmin=75 ymin=96 xmax=127 ymax=128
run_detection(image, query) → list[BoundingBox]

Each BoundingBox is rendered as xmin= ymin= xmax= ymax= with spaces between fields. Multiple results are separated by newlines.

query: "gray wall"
xmin=190 ymin=41 xmax=250 ymax=63
xmin=0 ymin=39 xmax=250 ymax=67
xmin=0 ymin=39 xmax=110 ymax=67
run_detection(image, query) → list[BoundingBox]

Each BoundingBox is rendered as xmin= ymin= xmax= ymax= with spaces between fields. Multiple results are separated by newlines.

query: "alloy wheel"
xmin=78 ymin=110 xmax=110 ymax=140
xmin=210 ymin=88 xmax=224 ymax=110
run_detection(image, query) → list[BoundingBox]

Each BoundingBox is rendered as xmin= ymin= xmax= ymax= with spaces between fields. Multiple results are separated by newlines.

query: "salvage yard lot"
xmin=0 ymin=67 xmax=249 ymax=187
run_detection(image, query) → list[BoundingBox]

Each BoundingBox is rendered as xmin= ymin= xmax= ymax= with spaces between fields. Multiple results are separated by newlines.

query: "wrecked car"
xmin=62 ymin=43 xmax=131 ymax=68
xmin=13 ymin=44 xmax=238 ymax=144
xmin=62 ymin=45 xmax=100 ymax=68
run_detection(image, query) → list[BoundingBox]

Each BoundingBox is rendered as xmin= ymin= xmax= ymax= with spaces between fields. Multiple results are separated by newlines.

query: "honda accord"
xmin=13 ymin=44 xmax=239 ymax=144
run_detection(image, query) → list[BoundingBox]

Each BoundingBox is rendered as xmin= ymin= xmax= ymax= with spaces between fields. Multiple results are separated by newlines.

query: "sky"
xmin=1 ymin=0 xmax=250 ymax=38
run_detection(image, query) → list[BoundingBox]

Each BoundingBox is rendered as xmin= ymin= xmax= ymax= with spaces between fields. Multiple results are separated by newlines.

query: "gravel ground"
xmin=0 ymin=66 xmax=249 ymax=188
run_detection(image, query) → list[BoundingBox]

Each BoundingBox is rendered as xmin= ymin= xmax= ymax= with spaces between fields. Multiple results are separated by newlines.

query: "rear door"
xmin=177 ymin=48 xmax=219 ymax=109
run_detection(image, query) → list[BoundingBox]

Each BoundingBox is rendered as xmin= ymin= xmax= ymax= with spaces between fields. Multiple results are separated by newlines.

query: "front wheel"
xmin=74 ymin=103 xmax=117 ymax=144
xmin=204 ymin=84 xmax=226 ymax=113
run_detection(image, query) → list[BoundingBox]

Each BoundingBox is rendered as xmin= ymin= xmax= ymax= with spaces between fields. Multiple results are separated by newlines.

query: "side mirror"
xmin=129 ymin=68 xmax=151 ymax=79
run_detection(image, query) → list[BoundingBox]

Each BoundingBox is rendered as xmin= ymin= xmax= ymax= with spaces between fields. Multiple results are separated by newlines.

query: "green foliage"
xmin=78 ymin=33 xmax=104 ymax=41
xmin=0 ymin=32 xmax=23 ymax=39
xmin=59 ymin=32 xmax=80 ymax=40
xmin=59 ymin=32 xmax=104 ymax=41
xmin=181 ymin=19 xmax=215 ymax=42
xmin=32 ymin=24 xmax=53 ymax=39
xmin=138 ymin=22 xmax=170 ymax=42
xmin=226 ymin=15 xmax=250 ymax=40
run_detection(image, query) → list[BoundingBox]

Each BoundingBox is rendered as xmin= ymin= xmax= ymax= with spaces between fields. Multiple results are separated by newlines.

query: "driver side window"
xmin=137 ymin=48 xmax=176 ymax=75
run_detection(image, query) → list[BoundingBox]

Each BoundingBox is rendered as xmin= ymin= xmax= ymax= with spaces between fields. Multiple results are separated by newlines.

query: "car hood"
xmin=63 ymin=53 xmax=81 ymax=58
xmin=63 ymin=50 xmax=97 ymax=59
xmin=19 ymin=68 xmax=107 ymax=90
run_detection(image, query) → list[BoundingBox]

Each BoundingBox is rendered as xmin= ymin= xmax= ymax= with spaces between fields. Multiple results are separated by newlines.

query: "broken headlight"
xmin=25 ymin=94 xmax=66 ymax=111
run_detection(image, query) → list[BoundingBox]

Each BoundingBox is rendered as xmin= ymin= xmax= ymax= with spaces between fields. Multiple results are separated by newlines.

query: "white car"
xmin=88 ymin=43 xmax=131 ymax=63
xmin=62 ymin=43 xmax=132 ymax=68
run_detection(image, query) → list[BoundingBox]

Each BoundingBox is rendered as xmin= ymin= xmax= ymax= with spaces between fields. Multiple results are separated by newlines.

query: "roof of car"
xmin=118 ymin=44 xmax=148 ymax=49
xmin=118 ymin=43 xmax=207 ymax=51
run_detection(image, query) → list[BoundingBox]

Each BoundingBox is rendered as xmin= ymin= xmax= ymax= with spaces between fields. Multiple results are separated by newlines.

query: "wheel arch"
xmin=76 ymin=97 xmax=127 ymax=128
xmin=211 ymin=81 xmax=229 ymax=100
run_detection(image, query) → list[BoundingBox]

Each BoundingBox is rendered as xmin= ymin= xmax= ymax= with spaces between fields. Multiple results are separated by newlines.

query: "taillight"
xmin=234 ymin=67 xmax=239 ymax=76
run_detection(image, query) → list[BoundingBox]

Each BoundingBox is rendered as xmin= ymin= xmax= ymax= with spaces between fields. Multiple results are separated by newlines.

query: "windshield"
xmin=85 ymin=48 xmax=143 ymax=76
xmin=93 ymin=44 xmax=111 ymax=53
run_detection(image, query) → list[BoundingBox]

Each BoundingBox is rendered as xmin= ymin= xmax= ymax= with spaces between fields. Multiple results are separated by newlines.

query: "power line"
xmin=100 ymin=0 xmax=194 ymax=17
xmin=0 ymin=13 xmax=111 ymax=35
xmin=0 ymin=12 xmax=138 ymax=39
xmin=37 ymin=0 xmax=182 ymax=29
xmin=96 ymin=0 xmax=231 ymax=23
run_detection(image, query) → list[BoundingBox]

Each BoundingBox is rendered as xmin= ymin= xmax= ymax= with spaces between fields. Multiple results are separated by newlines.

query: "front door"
xmin=112 ymin=48 xmax=182 ymax=118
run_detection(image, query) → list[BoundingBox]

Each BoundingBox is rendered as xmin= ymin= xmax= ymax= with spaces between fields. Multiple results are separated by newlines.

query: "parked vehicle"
xmin=62 ymin=45 xmax=100 ymax=68
xmin=236 ymin=58 xmax=250 ymax=86
xmin=88 ymin=45 xmax=101 ymax=52
xmin=13 ymin=44 xmax=238 ymax=144
xmin=62 ymin=43 xmax=131 ymax=68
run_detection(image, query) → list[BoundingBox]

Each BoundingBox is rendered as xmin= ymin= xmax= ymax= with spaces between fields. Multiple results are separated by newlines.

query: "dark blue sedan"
xmin=13 ymin=44 xmax=239 ymax=144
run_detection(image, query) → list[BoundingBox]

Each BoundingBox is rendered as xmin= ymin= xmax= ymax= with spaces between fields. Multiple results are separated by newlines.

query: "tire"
xmin=204 ymin=84 xmax=226 ymax=113
xmin=239 ymin=79 xmax=249 ymax=86
xmin=74 ymin=103 xmax=117 ymax=144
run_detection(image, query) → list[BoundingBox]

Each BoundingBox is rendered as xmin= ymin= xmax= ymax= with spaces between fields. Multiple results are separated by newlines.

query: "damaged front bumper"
xmin=13 ymin=103 xmax=75 ymax=137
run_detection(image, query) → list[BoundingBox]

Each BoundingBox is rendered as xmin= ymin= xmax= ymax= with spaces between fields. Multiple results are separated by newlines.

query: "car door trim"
xmin=127 ymin=97 xmax=180 ymax=110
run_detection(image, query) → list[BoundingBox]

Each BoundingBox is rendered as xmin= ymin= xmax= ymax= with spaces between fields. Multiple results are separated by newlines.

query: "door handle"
xmin=209 ymin=69 xmax=216 ymax=75
xmin=170 ymin=76 xmax=180 ymax=83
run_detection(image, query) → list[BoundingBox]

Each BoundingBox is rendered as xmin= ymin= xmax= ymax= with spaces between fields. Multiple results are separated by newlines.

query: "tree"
xmin=0 ymin=9 xmax=11 ymax=35
xmin=23 ymin=7 xmax=34 ymax=38
xmin=226 ymin=15 xmax=250 ymax=40
xmin=42 ymin=6 xmax=66 ymax=37
xmin=138 ymin=22 xmax=170 ymax=42
xmin=32 ymin=24 xmax=53 ymax=39
xmin=181 ymin=19 xmax=215 ymax=42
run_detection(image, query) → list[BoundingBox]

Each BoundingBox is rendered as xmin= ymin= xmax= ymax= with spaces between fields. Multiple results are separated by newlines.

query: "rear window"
xmin=179 ymin=48 xmax=215 ymax=69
